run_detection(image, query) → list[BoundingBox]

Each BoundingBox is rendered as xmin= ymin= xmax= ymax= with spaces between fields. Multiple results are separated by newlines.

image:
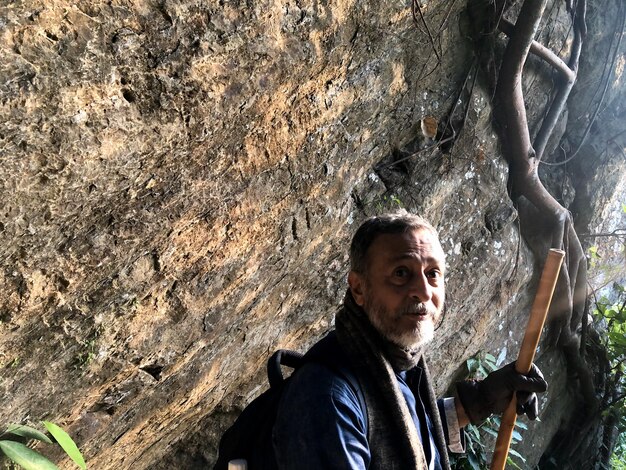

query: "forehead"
xmin=366 ymin=228 xmax=445 ymax=267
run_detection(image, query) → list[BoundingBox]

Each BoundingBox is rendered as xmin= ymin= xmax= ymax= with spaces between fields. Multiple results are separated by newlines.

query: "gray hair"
xmin=349 ymin=210 xmax=438 ymax=273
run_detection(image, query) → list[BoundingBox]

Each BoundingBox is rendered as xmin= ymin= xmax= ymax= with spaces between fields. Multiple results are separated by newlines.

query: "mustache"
xmin=399 ymin=302 xmax=438 ymax=316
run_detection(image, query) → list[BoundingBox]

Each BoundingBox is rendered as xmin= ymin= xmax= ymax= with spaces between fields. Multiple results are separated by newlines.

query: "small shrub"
xmin=0 ymin=422 xmax=86 ymax=470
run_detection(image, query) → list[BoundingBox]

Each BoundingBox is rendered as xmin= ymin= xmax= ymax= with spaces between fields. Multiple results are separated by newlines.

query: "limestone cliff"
xmin=0 ymin=0 xmax=624 ymax=468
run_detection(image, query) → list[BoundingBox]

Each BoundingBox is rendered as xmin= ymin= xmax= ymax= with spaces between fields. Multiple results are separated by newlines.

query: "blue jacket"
xmin=272 ymin=333 xmax=462 ymax=469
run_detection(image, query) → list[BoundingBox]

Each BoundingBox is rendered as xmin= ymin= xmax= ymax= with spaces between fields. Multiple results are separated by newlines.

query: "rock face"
xmin=0 ymin=0 xmax=623 ymax=468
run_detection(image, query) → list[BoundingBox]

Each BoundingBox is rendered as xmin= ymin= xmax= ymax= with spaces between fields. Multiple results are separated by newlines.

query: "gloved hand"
xmin=456 ymin=362 xmax=548 ymax=425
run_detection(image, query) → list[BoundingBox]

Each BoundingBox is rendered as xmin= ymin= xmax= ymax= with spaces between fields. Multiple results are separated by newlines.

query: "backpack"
xmin=213 ymin=333 xmax=365 ymax=470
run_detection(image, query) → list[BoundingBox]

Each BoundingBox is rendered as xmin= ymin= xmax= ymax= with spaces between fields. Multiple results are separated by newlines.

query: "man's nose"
xmin=408 ymin=272 xmax=432 ymax=302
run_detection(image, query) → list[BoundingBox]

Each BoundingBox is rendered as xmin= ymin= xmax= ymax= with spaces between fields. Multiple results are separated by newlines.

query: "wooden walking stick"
xmin=489 ymin=248 xmax=565 ymax=470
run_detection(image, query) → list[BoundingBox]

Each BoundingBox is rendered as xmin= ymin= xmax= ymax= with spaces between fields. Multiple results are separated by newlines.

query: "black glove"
xmin=456 ymin=362 xmax=548 ymax=424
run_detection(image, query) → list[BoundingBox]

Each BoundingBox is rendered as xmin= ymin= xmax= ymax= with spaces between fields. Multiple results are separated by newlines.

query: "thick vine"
xmin=467 ymin=0 xmax=612 ymax=465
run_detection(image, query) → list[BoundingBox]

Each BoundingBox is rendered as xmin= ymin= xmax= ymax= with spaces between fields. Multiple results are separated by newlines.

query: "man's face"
xmin=348 ymin=228 xmax=446 ymax=349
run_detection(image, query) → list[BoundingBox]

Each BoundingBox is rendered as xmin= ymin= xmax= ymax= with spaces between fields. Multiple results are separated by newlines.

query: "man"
xmin=272 ymin=211 xmax=547 ymax=469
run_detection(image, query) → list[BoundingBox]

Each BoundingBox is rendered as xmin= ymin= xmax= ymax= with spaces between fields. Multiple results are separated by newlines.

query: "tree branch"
xmin=498 ymin=18 xmax=576 ymax=83
xmin=533 ymin=0 xmax=586 ymax=162
xmin=494 ymin=0 xmax=568 ymax=227
xmin=567 ymin=3 xmax=626 ymax=162
xmin=579 ymin=229 xmax=626 ymax=239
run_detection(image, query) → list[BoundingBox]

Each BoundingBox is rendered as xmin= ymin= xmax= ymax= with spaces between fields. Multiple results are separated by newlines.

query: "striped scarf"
xmin=335 ymin=291 xmax=450 ymax=470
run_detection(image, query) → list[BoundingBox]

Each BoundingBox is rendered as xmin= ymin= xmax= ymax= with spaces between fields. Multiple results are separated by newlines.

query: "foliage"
xmin=372 ymin=193 xmax=404 ymax=212
xmin=450 ymin=353 xmax=529 ymax=470
xmin=588 ymin=245 xmax=600 ymax=269
xmin=609 ymin=434 xmax=626 ymax=470
xmin=592 ymin=280 xmax=626 ymax=466
xmin=72 ymin=327 xmax=102 ymax=370
xmin=0 ymin=422 xmax=86 ymax=470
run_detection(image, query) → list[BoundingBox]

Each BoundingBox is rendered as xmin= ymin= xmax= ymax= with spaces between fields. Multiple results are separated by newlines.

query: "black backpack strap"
xmin=267 ymin=349 xmax=304 ymax=388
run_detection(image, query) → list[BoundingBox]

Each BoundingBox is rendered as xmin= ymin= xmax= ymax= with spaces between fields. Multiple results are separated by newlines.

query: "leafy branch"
xmin=591 ymin=280 xmax=626 ymax=465
xmin=0 ymin=422 xmax=86 ymax=470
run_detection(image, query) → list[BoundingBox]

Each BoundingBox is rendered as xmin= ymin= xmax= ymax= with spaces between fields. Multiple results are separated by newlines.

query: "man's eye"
xmin=427 ymin=269 xmax=442 ymax=279
xmin=394 ymin=268 xmax=410 ymax=278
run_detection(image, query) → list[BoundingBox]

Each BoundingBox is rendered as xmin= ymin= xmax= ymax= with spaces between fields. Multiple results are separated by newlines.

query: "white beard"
xmin=365 ymin=297 xmax=437 ymax=349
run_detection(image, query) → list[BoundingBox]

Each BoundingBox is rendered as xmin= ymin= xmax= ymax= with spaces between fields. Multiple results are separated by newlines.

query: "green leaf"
xmin=467 ymin=425 xmax=480 ymax=440
xmin=466 ymin=437 xmax=476 ymax=454
xmin=468 ymin=453 xmax=481 ymax=470
xmin=512 ymin=429 xmax=523 ymax=442
xmin=606 ymin=307 xmax=619 ymax=318
xmin=0 ymin=440 xmax=59 ymax=470
xmin=483 ymin=426 xmax=498 ymax=437
xmin=42 ymin=422 xmax=86 ymax=470
xmin=509 ymin=447 xmax=527 ymax=462
xmin=608 ymin=332 xmax=626 ymax=348
xmin=5 ymin=424 xmax=53 ymax=444
xmin=467 ymin=358 xmax=479 ymax=374
xmin=506 ymin=455 xmax=523 ymax=469
xmin=515 ymin=420 xmax=528 ymax=430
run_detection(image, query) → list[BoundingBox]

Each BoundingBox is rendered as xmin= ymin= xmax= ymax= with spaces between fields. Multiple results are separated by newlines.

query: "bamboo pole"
xmin=490 ymin=248 xmax=565 ymax=470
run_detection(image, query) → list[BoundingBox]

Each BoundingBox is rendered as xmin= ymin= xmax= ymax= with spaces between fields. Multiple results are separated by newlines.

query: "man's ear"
xmin=348 ymin=271 xmax=366 ymax=307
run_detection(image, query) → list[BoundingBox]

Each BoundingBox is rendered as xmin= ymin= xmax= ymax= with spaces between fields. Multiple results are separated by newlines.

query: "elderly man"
xmin=272 ymin=211 xmax=547 ymax=469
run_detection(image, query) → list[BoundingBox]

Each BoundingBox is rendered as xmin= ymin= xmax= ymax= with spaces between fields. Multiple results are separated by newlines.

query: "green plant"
xmin=73 ymin=338 xmax=97 ymax=370
xmin=72 ymin=325 xmax=103 ymax=370
xmin=592 ymin=281 xmax=626 ymax=466
xmin=588 ymin=245 xmax=600 ymax=269
xmin=450 ymin=353 xmax=529 ymax=470
xmin=0 ymin=422 xmax=86 ymax=470
xmin=371 ymin=193 xmax=404 ymax=212
xmin=609 ymin=434 xmax=626 ymax=470
xmin=4 ymin=358 xmax=21 ymax=370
